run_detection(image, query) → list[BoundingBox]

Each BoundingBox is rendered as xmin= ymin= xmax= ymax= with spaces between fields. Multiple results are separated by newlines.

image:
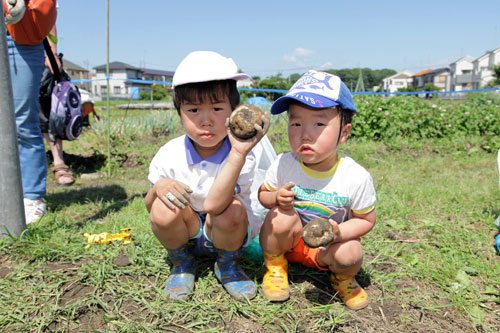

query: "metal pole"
xmin=106 ymin=0 xmax=111 ymax=176
xmin=0 ymin=11 xmax=26 ymax=238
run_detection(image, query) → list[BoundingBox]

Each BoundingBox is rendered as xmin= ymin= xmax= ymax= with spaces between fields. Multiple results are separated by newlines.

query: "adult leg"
xmin=8 ymin=36 xmax=47 ymax=223
xmin=42 ymin=133 xmax=74 ymax=186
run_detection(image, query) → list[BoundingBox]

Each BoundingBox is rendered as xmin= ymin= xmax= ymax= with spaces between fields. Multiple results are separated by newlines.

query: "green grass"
xmin=1 ymin=101 xmax=499 ymax=331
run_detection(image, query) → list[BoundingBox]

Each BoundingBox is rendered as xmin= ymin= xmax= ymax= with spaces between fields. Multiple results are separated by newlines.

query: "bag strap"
xmin=42 ymin=37 xmax=62 ymax=82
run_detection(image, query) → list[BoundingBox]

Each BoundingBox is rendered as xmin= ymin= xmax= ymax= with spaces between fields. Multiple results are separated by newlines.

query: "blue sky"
xmin=57 ymin=0 xmax=500 ymax=78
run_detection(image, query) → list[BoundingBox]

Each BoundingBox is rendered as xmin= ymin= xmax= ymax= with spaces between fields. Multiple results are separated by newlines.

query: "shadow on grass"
xmin=290 ymin=264 xmax=372 ymax=305
xmin=46 ymin=184 xmax=129 ymax=210
xmin=45 ymin=185 xmax=146 ymax=230
xmin=46 ymin=151 xmax=107 ymax=174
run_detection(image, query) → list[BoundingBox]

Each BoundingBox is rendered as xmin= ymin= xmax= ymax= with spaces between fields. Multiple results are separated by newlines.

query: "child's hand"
xmin=153 ymin=179 xmax=192 ymax=210
xmin=329 ymin=219 xmax=341 ymax=243
xmin=226 ymin=112 xmax=270 ymax=156
xmin=276 ymin=182 xmax=296 ymax=210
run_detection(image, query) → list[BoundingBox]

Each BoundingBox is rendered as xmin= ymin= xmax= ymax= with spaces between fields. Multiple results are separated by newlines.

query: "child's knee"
xmin=263 ymin=207 xmax=300 ymax=236
xmin=211 ymin=199 xmax=247 ymax=232
xmin=150 ymin=198 xmax=180 ymax=228
xmin=323 ymin=240 xmax=363 ymax=270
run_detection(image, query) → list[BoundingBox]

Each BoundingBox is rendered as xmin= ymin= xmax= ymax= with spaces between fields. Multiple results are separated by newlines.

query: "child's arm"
xmin=258 ymin=182 xmax=296 ymax=210
xmin=145 ymin=178 xmax=192 ymax=212
xmin=204 ymin=114 xmax=269 ymax=214
xmin=330 ymin=209 xmax=376 ymax=243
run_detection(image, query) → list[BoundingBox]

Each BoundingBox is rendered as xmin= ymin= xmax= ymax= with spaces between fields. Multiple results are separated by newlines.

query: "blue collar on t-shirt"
xmin=184 ymin=135 xmax=231 ymax=165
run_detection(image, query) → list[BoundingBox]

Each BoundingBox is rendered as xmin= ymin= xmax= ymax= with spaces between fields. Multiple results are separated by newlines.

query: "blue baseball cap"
xmin=270 ymin=70 xmax=357 ymax=115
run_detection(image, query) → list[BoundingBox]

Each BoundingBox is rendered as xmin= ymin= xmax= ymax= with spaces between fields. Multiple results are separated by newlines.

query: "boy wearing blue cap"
xmin=258 ymin=70 xmax=376 ymax=309
xmin=145 ymin=51 xmax=269 ymax=302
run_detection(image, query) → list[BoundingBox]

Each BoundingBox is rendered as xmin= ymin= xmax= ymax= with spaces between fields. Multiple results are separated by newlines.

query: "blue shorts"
xmin=189 ymin=213 xmax=252 ymax=257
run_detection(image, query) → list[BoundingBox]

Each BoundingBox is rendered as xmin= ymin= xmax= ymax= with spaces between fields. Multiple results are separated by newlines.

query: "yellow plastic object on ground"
xmin=83 ymin=228 xmax=132 ymax=249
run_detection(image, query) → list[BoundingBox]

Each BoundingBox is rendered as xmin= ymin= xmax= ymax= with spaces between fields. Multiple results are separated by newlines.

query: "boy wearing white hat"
xmin=258 ymin=70 xmax=376 ymax=309
xmin=145 ymin=51 xmax=269 ymax=301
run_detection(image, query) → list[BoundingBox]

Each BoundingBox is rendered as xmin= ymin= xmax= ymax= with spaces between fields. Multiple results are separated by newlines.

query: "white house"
xmin=450 ymin=56 xmax=474 ymax=91
xmin=237 ymin=77 xmax=253 ymax=88
xmin=91 ymin=62 xmax=145 ymax=100
xmin=381 ymin=70 xmax=413 ymax=92
xmin=472 ymin=47 xmax=500 ymax=89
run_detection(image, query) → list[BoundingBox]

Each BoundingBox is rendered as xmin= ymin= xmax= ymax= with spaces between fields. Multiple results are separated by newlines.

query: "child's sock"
xmin=262 ymin=252 xmax=289 ymax=301
xmin=330 ymin=273 xmax=368 ymax=310
xmin=214 ymin=248 xmax=257 ymax=301
xmin=165 ymin=243 xmax=196 ymax=301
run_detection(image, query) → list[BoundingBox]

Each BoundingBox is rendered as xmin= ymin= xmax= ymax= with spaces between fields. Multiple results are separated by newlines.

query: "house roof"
xmin=474 ymin=53 xmax=489 ymax=62
xmin=450 ymin=56 xmax=474 ymax=65
xmin=143 ymin=68 xmax=174 ymax=77
xmin=428 ymin=67 xmax=450 ymax=75
xmin=63 ymin=59 xmax=88 ymax=72
xmin=93 ymin=61 xmax=141 ymax=71
xmin=383 ymin=70 xmax=412 ymax=81
xmin=393 ymin=73 xmax=412 ymax=79
xmin=412 ymin=69 xmax=432 ymax=77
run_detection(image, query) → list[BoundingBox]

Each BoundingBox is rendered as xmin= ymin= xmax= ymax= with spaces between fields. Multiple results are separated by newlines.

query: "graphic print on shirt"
xmin=292 ymin=184 xmax=350 ymax=225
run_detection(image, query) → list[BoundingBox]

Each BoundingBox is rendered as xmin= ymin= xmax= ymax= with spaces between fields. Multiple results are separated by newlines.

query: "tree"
xmin=250 ymin=73 xmax=292 ymax=101
xmin=139 ymin=84 xmax=169 ymax=101
xmin=325 ymin=68 xmax=396 ymax=91
xmin=485 ymin=65 xmax=500 ymax=88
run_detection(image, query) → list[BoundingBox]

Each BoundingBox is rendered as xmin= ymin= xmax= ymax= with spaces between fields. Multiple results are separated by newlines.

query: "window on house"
xmin=100 ymin=85 xmax=107 ymax=94
xmin=114 ymin=86 xmax=121 ymax=94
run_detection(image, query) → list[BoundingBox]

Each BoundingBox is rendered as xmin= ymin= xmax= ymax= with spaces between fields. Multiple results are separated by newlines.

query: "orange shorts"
xmin=285 ymin=238 xmax=329 ymax=271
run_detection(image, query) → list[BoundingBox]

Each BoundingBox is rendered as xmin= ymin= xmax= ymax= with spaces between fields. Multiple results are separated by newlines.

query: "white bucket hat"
xmin=172 ymin=51 xmax=249 ymax=88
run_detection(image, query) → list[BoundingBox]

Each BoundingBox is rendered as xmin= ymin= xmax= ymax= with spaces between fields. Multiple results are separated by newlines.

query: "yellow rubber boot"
xmin=262 ymin=252 xmax=289 ymax=301
xmin=330 ymin=273 xmax=369 ymax=310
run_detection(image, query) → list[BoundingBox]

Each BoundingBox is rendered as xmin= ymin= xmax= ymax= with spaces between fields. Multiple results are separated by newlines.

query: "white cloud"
xmin=294 ymin=47 xmax=314 ymax=57
xmin=319 ymin=61 xmax=333 ymax=69
xmin=283 ymin=47 xmax=315 ymax=64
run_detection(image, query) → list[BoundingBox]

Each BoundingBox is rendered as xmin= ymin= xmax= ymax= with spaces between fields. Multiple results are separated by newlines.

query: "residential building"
xmin=142 ymin=68 xmax=174 ymax=86
xmin=411 ymin=69 xmax=432 ymax=90
xmin=422 ymin=68 xmax=451 ymax=91
xmin=381 ymin=70 xmax=413 ymax=92
xmin=63 ymin=59 xmax=90 ymax=91
xmin=92 ymin=61 xmax=146 ymax=100
xmin=472 ymin=47 xmax=500 ymax=89
xmin=450 ymin=56 xmax=474 ymax=91
xmin=237 ymin=77 xmax=253 ymax=88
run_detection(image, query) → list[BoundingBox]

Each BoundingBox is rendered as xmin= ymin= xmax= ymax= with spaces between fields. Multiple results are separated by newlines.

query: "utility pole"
xmin=0 ymin=12 xmax=26 ymax=238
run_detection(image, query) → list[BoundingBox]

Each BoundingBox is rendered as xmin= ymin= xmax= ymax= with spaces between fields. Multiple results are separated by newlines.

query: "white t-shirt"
xmin=264 ymin=152 xmax=376 ymax=225
xmin=148 ymin=135 xmax=261 ymax=239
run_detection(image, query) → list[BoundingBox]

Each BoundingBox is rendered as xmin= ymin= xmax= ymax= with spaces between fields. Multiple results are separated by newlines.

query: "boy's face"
xmin=179 ymin=96 xmax=232 ymax=158
xmin=287 ymin=103 xmax=351 ymax=172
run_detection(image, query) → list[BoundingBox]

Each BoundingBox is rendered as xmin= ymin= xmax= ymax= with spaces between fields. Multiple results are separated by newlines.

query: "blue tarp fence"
xmin=73 ymin=77 xmax=500 ymax=96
